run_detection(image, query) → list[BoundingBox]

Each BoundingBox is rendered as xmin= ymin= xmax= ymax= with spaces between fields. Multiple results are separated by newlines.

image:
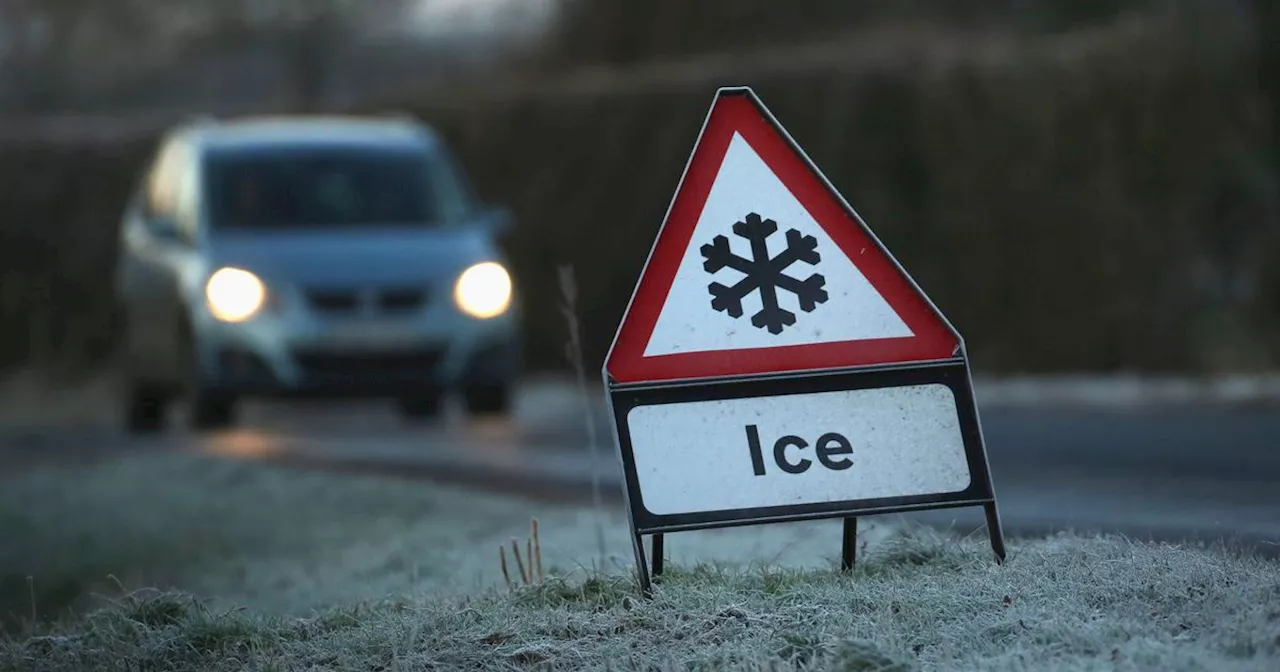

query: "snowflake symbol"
xmin=699 ymin=212 xmax=829 ymax=335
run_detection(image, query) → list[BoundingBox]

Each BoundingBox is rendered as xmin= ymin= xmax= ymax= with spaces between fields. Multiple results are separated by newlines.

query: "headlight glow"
xmin=205 ymin=267 xmax=266 ymax=322
xmin=454 ymin=262 xmax=512 ymax=319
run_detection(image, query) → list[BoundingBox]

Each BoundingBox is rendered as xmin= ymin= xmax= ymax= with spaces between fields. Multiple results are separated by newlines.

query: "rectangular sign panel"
xmin=627 ymin=383 xmax=971 ymax=516
xmin=609 ymin=360 xmax=995 ymax=534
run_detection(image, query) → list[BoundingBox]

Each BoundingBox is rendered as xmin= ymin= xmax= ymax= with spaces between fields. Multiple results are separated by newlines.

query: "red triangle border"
xmin=605 ymin=89 xmax=959 ymax=385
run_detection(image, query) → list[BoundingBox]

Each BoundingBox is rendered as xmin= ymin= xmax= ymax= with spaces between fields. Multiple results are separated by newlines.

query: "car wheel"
xmin=463 ymin=383 xmax=512 ymax=417
xmin=397 ymin=391 xmax=443 ymax=422
xmin=179 ymin=326 xmax=237 ymax=432
xmin=124 ymin=381 xmax=168 ymax=433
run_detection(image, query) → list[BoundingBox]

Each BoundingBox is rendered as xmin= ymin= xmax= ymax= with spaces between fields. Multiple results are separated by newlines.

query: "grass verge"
xmin=2 ymin=453 xmax=1277 ymax=670
xmin=0 ymin=452 xmax=623 ymax=629
xmin=2 ymin=531 xmax=1277 ymax=671
xmin=0 ymin=452 xmax=880 ymax=631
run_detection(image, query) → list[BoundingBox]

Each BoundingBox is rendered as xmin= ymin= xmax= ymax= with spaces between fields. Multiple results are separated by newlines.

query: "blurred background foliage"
xmin=0 ymin=0 xmax=1276 ymax=378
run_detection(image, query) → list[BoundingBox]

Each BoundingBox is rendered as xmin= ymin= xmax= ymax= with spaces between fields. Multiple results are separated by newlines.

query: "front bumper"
xmin=192 ymin=298 xmax=521 ymax=398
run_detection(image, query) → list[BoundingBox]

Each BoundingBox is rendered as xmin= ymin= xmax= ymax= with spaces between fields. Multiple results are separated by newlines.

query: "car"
xmin=112 ymin=114 xmax=522 ymax=432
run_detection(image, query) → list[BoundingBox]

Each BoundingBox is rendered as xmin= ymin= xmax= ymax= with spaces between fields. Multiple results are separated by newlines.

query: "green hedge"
xmin=0 ymin=17 xmax=1275 ymax=378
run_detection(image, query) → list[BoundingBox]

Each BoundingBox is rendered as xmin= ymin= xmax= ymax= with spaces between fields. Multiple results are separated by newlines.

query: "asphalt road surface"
xmin=4 ymin=377 xmax=1278 ymax=555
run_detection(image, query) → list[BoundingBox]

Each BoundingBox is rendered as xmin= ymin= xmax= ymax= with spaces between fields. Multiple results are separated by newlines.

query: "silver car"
xmin=113 ymin=115 xmax=522 ymax=432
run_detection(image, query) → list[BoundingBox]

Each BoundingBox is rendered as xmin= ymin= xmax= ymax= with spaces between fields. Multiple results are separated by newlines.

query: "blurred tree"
xmin=0 ymin=0 xmax=158 ymax=109
xmin=195 ymin=0 xmax=417 ymax=110
xmin=540 ymin=0 xmax=1154 ymax=69
xmin=1254 ymin=0 xmax=1279 ymax=170
xmin=1250 ymin=0 xmax=1280 ymax=334
xmin=0 ymin=0 xmax=410 ymax=111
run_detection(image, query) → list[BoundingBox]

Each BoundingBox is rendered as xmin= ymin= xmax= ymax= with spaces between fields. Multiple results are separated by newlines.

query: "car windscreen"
xmin=204 ymin=145 xmax=474 ymax=230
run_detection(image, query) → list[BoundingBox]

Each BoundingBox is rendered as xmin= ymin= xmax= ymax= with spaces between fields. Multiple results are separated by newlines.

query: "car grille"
xmin=306 ymin=287 xmax=428 ymax=315
xmin=308 ymin=290 xmax=360 ymax=313
xmin=377 ymin=288 xmax=426 ymax=312
xmin=292 ymin=347 xmax=444 ymax=384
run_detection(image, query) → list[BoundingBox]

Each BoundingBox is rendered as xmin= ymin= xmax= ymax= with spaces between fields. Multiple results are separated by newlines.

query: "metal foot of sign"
xmin=841 ymin=518 xmax=858 ymax=572
xmin=603 ymin=86 xmax=1006 ymax=597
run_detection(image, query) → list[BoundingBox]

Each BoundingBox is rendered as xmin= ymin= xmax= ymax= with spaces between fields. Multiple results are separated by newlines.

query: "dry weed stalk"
xmin=511 ymin=539 xmax=528 ymax=584
xmin=532 ymin=518 xmax=544 ymax=582
xmin=558 ymin=264 xmax=608 ymax=568
xmin=497 ymin=517 xmax=546 ymax=588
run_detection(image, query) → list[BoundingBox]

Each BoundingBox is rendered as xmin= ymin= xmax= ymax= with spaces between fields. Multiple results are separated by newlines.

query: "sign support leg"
xmin=651 ymin=533 xmax=665 ymax=578
xmin=631 ymin=533 xmax=654 ymax=598
xmin=841 ymin=517 xmax=858 ymax=572
xmin=983 ymin=501 xmax=1007 ymax=563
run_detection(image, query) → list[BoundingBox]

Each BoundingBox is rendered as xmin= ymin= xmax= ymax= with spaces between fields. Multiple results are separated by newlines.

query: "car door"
xmin=115 ymin=137 xmax=202 ymax=386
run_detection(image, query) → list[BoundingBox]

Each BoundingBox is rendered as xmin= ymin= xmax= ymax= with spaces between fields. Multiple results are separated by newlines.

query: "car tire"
xmin=397 ymin=391 xmax=444 ymax=421
xmin=124 ymin=381 xmax=168 ymax=433
xmin=463 ymin=383 xmax=512 ymax=417
xmin=179 ymin=325 xmax=237 ymax=432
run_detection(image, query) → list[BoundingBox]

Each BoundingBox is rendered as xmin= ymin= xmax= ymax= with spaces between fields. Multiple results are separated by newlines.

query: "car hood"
xmin=205 ymin=226 xmax=500 ymax=286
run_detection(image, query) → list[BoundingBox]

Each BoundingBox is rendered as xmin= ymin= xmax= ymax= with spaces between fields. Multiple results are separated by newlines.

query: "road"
xmin=4 ymin=376 xmax=1278 ymax=555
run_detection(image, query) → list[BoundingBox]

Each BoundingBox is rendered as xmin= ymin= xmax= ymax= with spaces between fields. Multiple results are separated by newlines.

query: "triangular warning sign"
xmin=606 ymin=87 xmax=960 ymax=384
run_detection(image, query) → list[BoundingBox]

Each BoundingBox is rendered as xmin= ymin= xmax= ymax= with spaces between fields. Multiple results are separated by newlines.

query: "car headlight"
xmin=205 ymin=267 xmax=266 ymax=322
xmin=454 ymin=262 xmax=512 ymax=319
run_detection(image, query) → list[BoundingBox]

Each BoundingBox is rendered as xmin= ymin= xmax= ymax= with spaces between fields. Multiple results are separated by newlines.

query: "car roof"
xmin=175 ymin=114 xmax=440 ymax=153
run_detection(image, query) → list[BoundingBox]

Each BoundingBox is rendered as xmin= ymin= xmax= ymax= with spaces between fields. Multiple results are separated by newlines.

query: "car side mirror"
xmin=479 ymin=205 xmax=514 ymax=235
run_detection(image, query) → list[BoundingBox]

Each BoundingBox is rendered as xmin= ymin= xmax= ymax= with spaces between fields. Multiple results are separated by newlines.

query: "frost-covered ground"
xmin=2 ymin=453 xmax=1278 ymax=671
xmin=0 ymin=453 xmax=890 ymax=623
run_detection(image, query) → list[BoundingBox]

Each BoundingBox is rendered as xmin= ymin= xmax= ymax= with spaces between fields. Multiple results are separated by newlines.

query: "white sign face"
xmin=625 ymin=384 xmax=971 ymax=516
xmin=642 ymin=131 xmax=913 ymax=358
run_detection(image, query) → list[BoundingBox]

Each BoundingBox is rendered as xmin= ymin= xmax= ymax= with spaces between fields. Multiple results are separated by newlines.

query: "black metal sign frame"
xmin=604 ymin=358 xmax=1005 ymax=596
